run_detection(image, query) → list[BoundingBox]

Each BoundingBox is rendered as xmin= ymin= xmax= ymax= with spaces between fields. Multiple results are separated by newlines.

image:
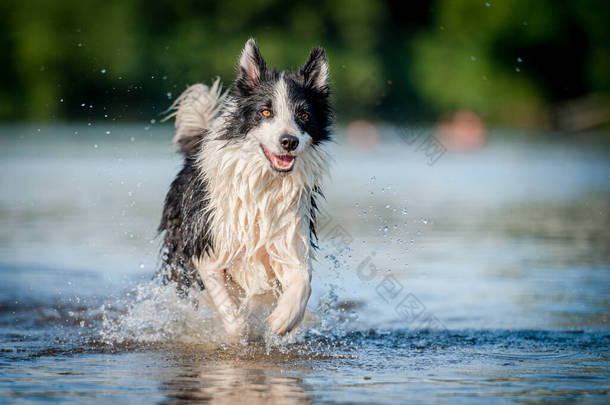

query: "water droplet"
xmin=385 ymin=204 xmax=390 ymax=209
xmin=517 ymin=57 xmax=523 ymax=63
xmin=421 ymin=218 xmax=429 ymax=225
xmin=401 ymin=208 xmax=407 ymax=215
xmin=383 ymin=226 xmax=389 ymax=233
xmin=150 ymin=119 xmax=156 ymax=124
xmin=139 ymin=263 xmax=145 ymax=269
xmin=354 ymin=202 xmax=360 ymax=207
xmin=369 ymin=176 xmax=376 ymax=183
xmin=77 ymin=43 xmax=82 ymax=47
xmin=470 ymin=55 xmax=476 ymax=61
xmin=130 ymin=136 xmax=135 ymax=142
xmin=105 ymin=130 xmax=111 ymax=135
xmin=101 ymin=68 xmax=106 ymax=74
xmin=166 ymin=92 xmax=172 ymax=99
xmin=93 ymin=144 xmax=98 ymax=149
xmin=59 ymin=98 xmax=64 ymax=103
xmin=485 ymin=2 xmax=490 ymax=6
xmin=515 ymin=67 xmax=521 ymax=72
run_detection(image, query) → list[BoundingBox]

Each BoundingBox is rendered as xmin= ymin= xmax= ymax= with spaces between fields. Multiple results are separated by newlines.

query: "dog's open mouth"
xmin=261 ymin=145 xmax=295 ymax=172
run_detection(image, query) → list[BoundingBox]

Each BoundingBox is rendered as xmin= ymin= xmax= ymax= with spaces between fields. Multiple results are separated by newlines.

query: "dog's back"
xmin=157 ymin=80 xmax=225 ymax=292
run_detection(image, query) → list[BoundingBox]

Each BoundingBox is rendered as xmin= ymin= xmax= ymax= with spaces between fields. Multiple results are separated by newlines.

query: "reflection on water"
xmin=1 ymin=328 xmax=608 ymax=404
xmin=159 ymin=356 xmax=313 ymax=404
xmin=0 ymin=124 xmax=609 ymax=403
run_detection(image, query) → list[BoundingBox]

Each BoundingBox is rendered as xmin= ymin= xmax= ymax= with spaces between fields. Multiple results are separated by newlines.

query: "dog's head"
xmin=222 ymin=38 xmax=331 ymax=173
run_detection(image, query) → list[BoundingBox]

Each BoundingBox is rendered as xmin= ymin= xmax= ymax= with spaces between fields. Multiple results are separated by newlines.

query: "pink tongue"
xmin=274 ymin=154 xmax=294 ymax=168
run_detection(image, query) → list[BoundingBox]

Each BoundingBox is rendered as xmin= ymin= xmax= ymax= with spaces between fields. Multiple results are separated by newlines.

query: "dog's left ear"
xmin=301 ymin=46 xmax=329 ymax=93
xmin=237 ymin=38 xmax=267 ymax=90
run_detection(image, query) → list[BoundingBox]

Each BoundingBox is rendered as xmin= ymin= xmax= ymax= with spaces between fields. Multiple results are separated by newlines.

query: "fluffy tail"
xmin=162 ymin=78 xmax=226 ymax=156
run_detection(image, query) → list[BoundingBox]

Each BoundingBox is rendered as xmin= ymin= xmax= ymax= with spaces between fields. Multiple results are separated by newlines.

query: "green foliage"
xmin=0 ymin=0 xmax=608 ymax=126
xmin=411 ymin=0 xmax=610 ymax=125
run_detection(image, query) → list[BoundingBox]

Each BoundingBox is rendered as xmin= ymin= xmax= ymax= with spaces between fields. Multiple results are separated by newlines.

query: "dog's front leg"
xmin=195 ymin=260 xmax=246 ymax=341
xmin=268 ymin=270 xmax=311 ymax=335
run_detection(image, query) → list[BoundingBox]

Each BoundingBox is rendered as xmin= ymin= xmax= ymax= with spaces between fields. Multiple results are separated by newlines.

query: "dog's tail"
xmin=162 ymin=78 xmax=226 ymax=156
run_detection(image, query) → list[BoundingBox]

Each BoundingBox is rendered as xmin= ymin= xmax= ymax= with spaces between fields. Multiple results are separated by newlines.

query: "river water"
xmin=0 ymin=124 xmax=608 ymax=403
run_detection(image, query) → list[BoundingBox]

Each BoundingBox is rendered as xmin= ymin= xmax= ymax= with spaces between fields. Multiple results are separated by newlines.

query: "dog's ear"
xmin=301 ymin=46 xmax=329 ymax=93
xmin=237 ymin=38 xmax=267 ymax=90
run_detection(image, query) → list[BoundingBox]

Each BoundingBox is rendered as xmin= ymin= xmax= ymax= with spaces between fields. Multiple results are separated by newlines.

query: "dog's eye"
xmin=261 ymin=109 xmax=272 ymax=118
xmin=299 ymin=112 xmax=310 ymax=121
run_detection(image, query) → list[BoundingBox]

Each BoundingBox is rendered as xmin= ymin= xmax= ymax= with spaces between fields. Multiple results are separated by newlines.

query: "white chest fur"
xmin=196 ymin=138 xmax=328 ymax=296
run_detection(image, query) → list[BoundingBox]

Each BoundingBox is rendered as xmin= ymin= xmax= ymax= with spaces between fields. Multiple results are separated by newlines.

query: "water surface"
xmin=0 ymin=124 xmax=608 ymax=403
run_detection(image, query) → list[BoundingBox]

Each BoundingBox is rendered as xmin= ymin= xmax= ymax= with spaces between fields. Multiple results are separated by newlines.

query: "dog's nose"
xmin=279 ymin=134 xmax=299 ymax=152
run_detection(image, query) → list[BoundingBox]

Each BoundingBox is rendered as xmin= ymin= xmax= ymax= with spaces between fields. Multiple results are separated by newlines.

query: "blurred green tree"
xmin=0 ymin=0 xmax=607 ymax=128
xmin=410 ymin=0 xmax=610 ymax=127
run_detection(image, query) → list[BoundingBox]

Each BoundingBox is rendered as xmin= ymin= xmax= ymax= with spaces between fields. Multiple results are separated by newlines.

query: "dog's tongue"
xmin=262 ymin=146 xmax=295 ymax=170
xmin=270 ymin=153 xmax=294 ymax=169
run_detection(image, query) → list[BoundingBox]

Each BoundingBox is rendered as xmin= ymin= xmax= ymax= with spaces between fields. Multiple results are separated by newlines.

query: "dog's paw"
xmin=267 ymin=281 xmax=310 ymax=335
xmin=268 ymin=304 xmax=303 ymax=336
xmin=223 ymin=315 xmax=247 ymax=342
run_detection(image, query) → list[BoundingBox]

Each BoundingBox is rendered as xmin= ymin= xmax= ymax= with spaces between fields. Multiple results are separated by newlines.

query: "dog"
xmin=157 ymin=39 xmax=332 ymax=339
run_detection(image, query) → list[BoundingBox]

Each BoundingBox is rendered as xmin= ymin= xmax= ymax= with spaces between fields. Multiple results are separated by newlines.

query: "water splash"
xmin=100 ymin=281 xmax=225 ymax=346
xmin=98 ymin=278 xmax=359 ymax=351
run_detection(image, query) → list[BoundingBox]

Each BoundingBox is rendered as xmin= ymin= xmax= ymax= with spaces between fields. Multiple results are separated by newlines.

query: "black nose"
xmin=279 ymin=134 xmax=299 ymax=152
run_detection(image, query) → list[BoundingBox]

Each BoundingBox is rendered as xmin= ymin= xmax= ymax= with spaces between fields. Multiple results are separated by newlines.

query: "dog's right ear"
xmin=237 ymin=38 xmax=267 ymax=91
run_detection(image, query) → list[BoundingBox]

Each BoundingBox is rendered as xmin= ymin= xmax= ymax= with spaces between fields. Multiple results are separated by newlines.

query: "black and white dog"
xmin=158 ymin=39 xmax=331 ymax=339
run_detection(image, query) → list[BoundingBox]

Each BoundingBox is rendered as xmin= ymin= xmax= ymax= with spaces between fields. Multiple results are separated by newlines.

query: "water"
xmin=0 ymin=124 xmax=609 ymax=403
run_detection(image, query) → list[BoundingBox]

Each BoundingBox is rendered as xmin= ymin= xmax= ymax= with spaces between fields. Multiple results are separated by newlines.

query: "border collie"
xmin=158 ymin=39 xmax=331 ymax=340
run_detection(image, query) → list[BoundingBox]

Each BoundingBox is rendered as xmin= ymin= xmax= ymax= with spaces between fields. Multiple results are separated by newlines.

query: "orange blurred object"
xmin=346 ymin=120 xmax=379 ymax=150
xmin=435 ymin=111 xmax=487 ymax=151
